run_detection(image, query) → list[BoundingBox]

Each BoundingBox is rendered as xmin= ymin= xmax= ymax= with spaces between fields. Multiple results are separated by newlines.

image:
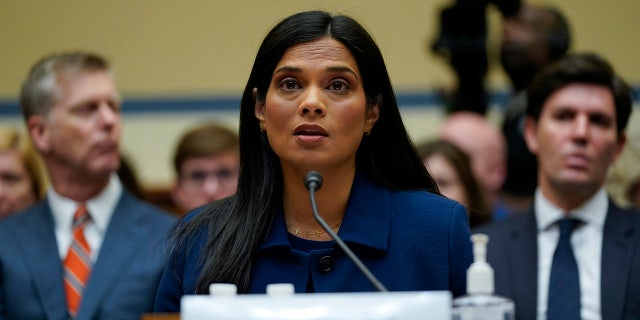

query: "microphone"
xmin=304 ymin=171 xmax=388 ymax=292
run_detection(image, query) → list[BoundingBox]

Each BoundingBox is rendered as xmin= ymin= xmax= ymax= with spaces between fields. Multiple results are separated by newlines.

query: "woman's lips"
xmin=294 ymin=124 xmax=328 ymax=143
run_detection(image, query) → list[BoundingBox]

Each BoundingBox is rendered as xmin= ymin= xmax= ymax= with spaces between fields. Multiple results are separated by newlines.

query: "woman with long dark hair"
xmin=155 ymin=10 xmax=472 ymax=312
xmin=417 ymin=139 xmax=492 ymax=228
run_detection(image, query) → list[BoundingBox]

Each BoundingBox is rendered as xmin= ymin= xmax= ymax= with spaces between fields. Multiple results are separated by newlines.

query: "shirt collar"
xmin=535 ymin=187 xmax=608 ymax=231
xmin=258 ymin=172 xmax=390 ymax=253
xmin=49 ymin=174 xmax=123 ymax=233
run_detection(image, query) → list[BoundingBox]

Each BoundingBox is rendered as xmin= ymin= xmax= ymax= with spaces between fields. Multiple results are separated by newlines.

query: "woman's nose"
xmin=298 ymin=86 xmax=326 ymax=117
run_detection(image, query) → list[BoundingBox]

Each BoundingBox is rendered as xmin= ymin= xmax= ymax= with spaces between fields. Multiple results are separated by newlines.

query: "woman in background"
xmin=417 ymin=139 xmax=492 ymax=228
xmin=0 ymin=126 xmax=47 ymax=218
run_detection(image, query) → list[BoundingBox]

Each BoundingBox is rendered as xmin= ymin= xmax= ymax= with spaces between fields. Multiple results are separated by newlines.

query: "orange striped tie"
xmin=63 ymin=204 xmax=92 ymax=318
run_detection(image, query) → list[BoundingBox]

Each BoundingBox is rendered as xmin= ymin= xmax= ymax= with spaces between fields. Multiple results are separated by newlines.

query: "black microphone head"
xmin=304 ymin=171 xmax=323 ymax=191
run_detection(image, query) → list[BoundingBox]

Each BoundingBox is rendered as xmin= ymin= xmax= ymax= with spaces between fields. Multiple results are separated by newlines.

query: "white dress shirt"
xmin=535 ymin=187 xmax=607 ymax=320
xmin=49 ymin=174 xmax=123 ymax=261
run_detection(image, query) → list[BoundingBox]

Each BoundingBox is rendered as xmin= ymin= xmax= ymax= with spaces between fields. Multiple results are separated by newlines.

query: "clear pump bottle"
xmin=452 ymin=234 xmax=515 ymax=320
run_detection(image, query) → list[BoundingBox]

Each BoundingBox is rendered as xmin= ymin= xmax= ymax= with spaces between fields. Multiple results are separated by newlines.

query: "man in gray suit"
xmin=0 ymin=51 xmax=176 ymax=319
xmin=475 ymin=52 xmax=640 ymax=319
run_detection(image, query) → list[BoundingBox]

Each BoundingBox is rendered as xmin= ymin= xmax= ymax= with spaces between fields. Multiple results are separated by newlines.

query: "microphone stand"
xmin=305 ymin=171 xmax=388 ymax=292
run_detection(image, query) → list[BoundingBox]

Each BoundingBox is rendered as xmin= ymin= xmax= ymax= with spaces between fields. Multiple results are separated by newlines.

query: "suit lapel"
xmin=600 ymin=202 xmax=635 ymax=319
xmin=507 ymin=210 xmax=538 ymax=320
xmin=78 ymin=192 xmax=150 ymax=319
xmin=14 ymin=202 xmax=68 ymax=319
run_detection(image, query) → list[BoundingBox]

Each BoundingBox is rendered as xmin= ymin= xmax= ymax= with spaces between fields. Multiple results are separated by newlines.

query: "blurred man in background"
xmin=171 ymin=122 xmax=239 ymax=214
xmin=0 ymin=51 xmax=175 ymax=320
xmin=500 ymin=3 xmax=572 ymax=213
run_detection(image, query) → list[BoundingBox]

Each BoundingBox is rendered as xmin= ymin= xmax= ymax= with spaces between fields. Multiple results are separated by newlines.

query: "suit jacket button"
xmin=318 ymin=255 xmax=334 ymax=272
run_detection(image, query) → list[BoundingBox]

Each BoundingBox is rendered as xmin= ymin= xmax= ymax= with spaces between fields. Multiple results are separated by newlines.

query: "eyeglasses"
xmin=179 ymin=168 xmax=237 ymax=186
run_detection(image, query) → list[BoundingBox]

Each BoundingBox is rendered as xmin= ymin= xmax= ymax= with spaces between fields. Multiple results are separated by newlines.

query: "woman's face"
xmin=425 ymin=154 xmax=469 ymax=206
xmin=0 ymin=150 xmax=37 ymax=218
xmin=255 ymin=38 xmax=378 ymax=174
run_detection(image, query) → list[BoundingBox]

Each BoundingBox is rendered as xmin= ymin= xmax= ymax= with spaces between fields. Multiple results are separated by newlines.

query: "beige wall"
xmin=1 ymin=0 xmax=639 ymax=194
xmin=2 ymin=0 xmax=639 ymax=98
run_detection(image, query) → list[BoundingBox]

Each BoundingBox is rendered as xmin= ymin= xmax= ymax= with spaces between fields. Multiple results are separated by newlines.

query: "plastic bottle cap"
xmin=209 ymin=283 xmax=238 ymax=296
xmin=266 ymin=283 xmax=295 ymax=295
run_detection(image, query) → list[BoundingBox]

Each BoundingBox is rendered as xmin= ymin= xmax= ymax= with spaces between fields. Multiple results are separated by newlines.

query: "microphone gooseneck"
xmin=303 ymin=171 xmax=388 ymax=292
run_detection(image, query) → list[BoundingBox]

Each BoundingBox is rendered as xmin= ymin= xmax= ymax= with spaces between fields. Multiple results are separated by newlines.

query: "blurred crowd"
xmin=0 ymin=2 xmax=639 ymax=319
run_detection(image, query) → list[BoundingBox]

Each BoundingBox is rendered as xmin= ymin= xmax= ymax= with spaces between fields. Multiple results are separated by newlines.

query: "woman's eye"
xmin=329 ymin=80 xmax=349 ymax=92
xmin=279 ymin=79 xmax=299 ymax=90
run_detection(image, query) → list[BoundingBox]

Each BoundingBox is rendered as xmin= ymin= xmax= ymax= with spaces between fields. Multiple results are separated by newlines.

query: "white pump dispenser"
xmin=467 ymin=234 xmax=494 ymax=294
xmin=452 ymin=233 xmax=515 ymax=320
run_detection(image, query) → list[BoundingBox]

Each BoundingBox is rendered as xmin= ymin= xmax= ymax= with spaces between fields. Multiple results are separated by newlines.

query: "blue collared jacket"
xmin=155 ymin=173 xmax=473 ymax=312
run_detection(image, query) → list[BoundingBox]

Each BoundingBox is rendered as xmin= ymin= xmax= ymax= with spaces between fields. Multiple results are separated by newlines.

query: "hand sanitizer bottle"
xmin=452 ymin=234 xmax=515 ymax=320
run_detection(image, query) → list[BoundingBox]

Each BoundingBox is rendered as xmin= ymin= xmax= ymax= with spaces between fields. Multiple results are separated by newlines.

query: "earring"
xmin=364 ymin=130 xmax=371 ymax=136
xmin=259 ymin=122 xmax=265 ymax=132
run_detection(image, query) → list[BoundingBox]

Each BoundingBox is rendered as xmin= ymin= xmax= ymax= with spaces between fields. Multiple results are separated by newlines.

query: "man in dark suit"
xmin=475 ymin=52 xmax=640 ymax=319
xmin=0 ymin=51 xmax=176 ymax=319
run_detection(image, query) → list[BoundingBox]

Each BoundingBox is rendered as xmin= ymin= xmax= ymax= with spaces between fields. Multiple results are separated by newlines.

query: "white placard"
xmin=181 ymin=290 xmax=451 ymax=320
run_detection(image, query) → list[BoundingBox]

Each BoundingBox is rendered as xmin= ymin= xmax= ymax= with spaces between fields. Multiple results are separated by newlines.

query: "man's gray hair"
xmin=20 ymin=51 xmax=111 ymax=121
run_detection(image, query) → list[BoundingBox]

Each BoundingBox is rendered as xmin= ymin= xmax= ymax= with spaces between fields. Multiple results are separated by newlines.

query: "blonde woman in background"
xmin=0 ymin=126 xmax=47 ymax=218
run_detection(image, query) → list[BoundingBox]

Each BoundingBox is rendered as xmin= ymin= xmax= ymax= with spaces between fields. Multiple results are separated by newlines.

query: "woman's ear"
xmin=254 ymin=88 xmax=266 ymax=131
xmin=254 ymin=88 xmax=265 ymax=121
xmin=364 ymin=101 xmax=380 ymax=134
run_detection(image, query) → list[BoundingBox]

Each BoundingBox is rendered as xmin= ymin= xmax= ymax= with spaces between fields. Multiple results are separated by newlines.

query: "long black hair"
xmin=170 ymin=10 xmax=439 ymax=294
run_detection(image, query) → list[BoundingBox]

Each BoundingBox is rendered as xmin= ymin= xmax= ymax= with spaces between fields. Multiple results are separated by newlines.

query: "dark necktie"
xmin=547 ymin=218 xmax=581 ymax=320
